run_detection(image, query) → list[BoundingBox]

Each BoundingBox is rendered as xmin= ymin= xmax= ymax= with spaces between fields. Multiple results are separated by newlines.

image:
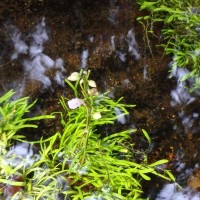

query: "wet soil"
xmin=1 ymin=0 xmax=200 ymax=199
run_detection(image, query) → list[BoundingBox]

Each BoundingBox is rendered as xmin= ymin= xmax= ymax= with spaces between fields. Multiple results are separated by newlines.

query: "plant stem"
xmin=80 ymin=75 xmax=93 ymax=166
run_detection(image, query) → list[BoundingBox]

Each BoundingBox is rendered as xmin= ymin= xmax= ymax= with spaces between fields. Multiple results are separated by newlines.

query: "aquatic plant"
xmin=53 ymin=70 xmax=174 ymax=199
xmin=0 ymin=90 xmax=54 ymax=154
xmin=0 ymin=70 xmax=174 ymax=199
xmin=0 ymin=90 xmax=54 ymax=199
xmin=137 ymin=0 xmax=200 ymax=91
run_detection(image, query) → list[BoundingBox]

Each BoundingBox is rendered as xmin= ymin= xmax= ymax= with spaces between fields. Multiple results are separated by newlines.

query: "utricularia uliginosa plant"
xmin=0 ymin=70 xmax=174 ymax=199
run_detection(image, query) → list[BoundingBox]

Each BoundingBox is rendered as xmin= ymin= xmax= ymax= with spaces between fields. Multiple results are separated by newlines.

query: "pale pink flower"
xmin=68 ymin=98 xmax=84 ymax=109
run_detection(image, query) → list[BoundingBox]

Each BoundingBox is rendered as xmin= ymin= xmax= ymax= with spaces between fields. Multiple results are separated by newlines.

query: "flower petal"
xmin=68 ymin=98 xmax=84 ymax=109
xmin=67 ymin=72 xmax=80 ymax=81
xmin=92 ymin=112 xmax=102 ymax=120
xmin=88 ymin=80 xmax=97 ymax=88
xmin=88 ymin=88 xmax=99 ymax=96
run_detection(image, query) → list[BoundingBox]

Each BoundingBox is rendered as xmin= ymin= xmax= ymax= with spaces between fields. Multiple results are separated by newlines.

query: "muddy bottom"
xmin=1 ymin=0 xmax=200 ymax=199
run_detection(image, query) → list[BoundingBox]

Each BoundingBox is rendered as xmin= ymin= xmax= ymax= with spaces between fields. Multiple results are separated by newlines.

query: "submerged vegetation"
xmin=137 ymin=0 xmax=200 ymax=91
xmin=0 ymin=70 xmax=174 ymax=199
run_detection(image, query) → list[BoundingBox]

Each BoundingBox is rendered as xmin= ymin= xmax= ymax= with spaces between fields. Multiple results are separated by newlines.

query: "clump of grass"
xmin=137 ymin=0 xmax=200 ymax=91
xmin=0 ymin=90 xmax=55 ymax=199
xmin=0 ymin=90 xmax=54 ymax=154
xmin=54 ymin=70 xmax=174 ymax=199
xmin=0 ymin=70 xmax=174 ymax=199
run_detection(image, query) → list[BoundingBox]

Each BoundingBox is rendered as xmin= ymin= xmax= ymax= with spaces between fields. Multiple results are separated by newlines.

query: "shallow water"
xmin=1 ymin=0 xmax=200 ymax=199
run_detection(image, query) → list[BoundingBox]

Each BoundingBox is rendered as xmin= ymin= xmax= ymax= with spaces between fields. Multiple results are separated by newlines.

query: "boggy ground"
xmin=1 ymin=0 xmax=200 ymax=199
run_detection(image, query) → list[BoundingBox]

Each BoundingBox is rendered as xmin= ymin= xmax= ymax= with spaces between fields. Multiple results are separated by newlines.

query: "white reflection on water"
xmin=169 ymin=62 xmax=197 ymax=133
xmin=156 ymin=183 xmax=200 ymax=200
xmin=81 ymin=48 xmax=88 ymax=69
xmin=4 ymin=142 xmax=40 ymax=168
xmin=7 ymin=17 xmax=66 ymax=94
xmin=170 ymin=65 xmax=195 ymax=106
xmin=127 ymin=29 xmax=140 ymax=60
